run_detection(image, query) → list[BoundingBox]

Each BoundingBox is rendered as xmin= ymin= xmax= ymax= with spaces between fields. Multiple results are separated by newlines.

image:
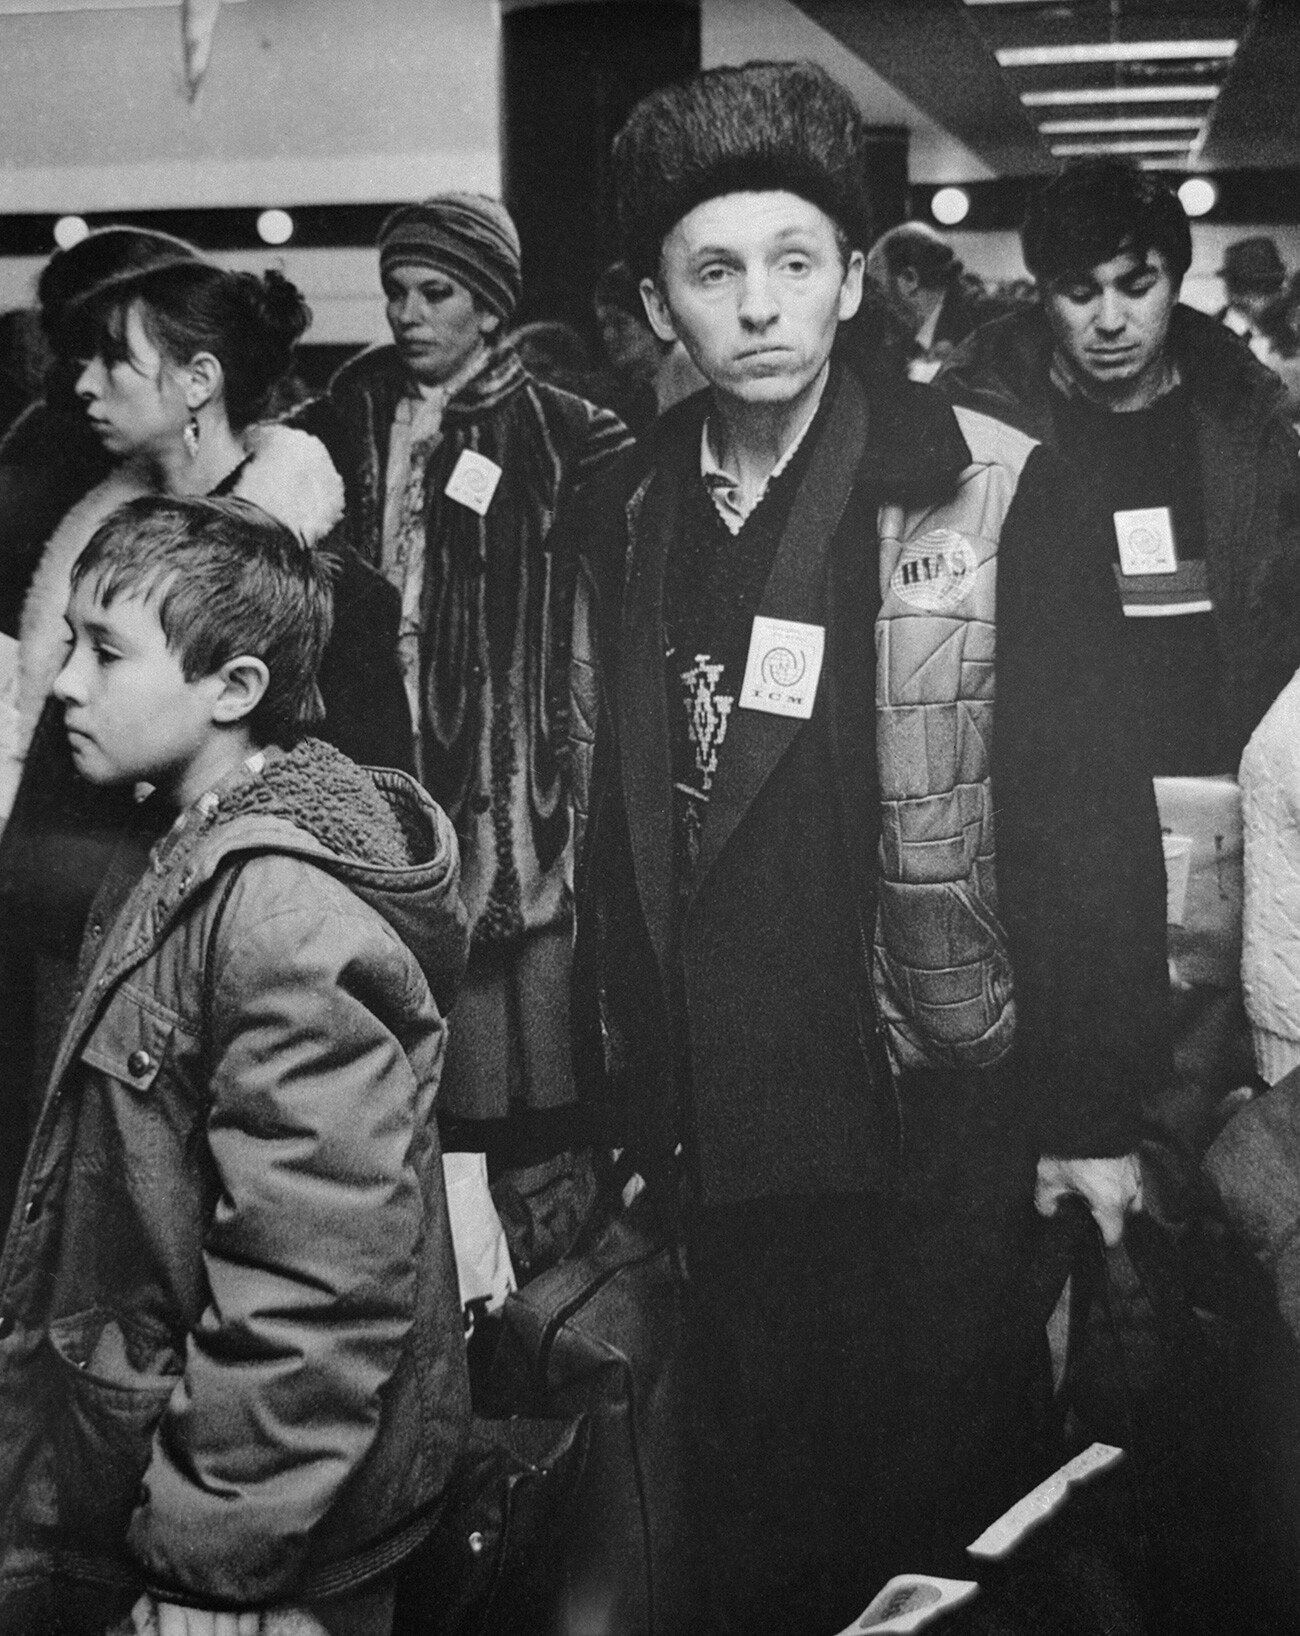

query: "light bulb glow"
xmin=931 ymin=187 xmax=971 ymax=227
xmin=1178 ymin=177 xmax=1218 ymax=217
xmin=257 ymin=209 xmax=294 ymax=246
xmin=53 ymin=215 xmax=89 ymax=250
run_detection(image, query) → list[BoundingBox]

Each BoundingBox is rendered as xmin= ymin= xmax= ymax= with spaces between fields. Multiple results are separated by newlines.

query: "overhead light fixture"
xmin=256 ymin=208 xmax=294 ymax=246
xmin=998 ymin=39 xmax=1236 ymax=69
xmin=1050 ymin=139 xmax=1194 ymax=156
xmin=930 ymin=187 xmax=970 ymax=227
xmin=1022 ymin=86 xmax=1220 ymax=106
xmin=0 ymin=0 xmax=249 ymax=11
xmin=53 ymin=215 xmax=89 ymax=250
xmin=1037 ymin=117 xmax=1203 ymax=134
xmin=1177 ymin=177 xmax=1218 ymax=217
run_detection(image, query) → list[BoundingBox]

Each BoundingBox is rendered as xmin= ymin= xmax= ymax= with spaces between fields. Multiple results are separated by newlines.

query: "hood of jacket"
xmin=936 ymin=300 xmax=1290 ymax=443
xmin=128 ymin=737 xmax=468 ymax=1015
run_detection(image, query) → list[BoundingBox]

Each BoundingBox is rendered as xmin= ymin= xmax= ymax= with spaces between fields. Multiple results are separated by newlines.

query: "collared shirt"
xmin=700 ymin=362 xmax=830 ymax=534
xmin=915 ymin=295 xmax=944 ymax=354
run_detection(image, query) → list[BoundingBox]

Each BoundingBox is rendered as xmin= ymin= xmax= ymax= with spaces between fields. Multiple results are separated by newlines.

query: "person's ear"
xmin=839 ymin=249 xmax=866 ymax=322
xmin=182 ymin=351 xmax=223 ymax=413
xmin=640 ymin=279 xmax=678 ymax=345
xmin=896 ymin=266 xmax=921 ymax=300
xmin=478 ymin=307 xmax=502 ymax=339
xmin=210 ymin=655 xmax=270 ymax=726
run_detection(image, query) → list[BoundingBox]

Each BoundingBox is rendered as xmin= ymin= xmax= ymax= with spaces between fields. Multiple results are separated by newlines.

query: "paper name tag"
xmin=1163 ymin=832 xmax=1193 ymax=925
xmin=967 ymin=1442 xmax=1124 ymax=1560
xmin=444 ymin=449 xmax=503 ymax=515
xmin=838 ymin=1575 xmax=979 ymax=1635
xmin=739 ymin=615 xmax=825 ymax=719
xmin=1115 ymin=506 xmax=1177 ymax=576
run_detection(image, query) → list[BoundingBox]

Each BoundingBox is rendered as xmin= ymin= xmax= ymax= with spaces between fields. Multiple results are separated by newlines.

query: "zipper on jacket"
xmin=853 ymin=905 xmax=906 ymax=1169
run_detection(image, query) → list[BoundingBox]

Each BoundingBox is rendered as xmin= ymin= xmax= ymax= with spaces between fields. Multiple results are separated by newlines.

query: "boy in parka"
xmin=0 ymin=495 xmax=470 ymax=1635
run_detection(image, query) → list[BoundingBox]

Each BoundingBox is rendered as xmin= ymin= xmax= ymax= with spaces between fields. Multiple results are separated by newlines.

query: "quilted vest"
xmin=873 ymin=405 xmax=1039 ymax=1071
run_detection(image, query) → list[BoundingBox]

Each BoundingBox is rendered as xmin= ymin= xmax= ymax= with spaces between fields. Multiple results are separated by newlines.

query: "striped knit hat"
xmin=377 ymin=193 xmax=522 ymax=323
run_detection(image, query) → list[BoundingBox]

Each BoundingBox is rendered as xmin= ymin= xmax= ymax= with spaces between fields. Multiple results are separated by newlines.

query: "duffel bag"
xmin=485 ymin=1206 xmax=690 ymax=1636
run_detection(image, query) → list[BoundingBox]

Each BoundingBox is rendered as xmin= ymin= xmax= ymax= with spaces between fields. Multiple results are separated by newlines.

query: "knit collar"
xmin=1048 ymin=345 xmax=1181 ymax=410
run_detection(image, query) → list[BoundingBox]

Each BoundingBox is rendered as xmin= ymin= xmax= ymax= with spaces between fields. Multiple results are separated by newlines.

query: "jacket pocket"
xmin=47 ymin=1308 xmax=180 ymax=1555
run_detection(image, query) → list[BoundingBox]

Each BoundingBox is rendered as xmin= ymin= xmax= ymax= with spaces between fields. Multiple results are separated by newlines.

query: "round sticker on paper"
xmin=761 ymin=645 xmax=806 ymax=689
xmin=889 ymin=529 xmax=979 ymax=612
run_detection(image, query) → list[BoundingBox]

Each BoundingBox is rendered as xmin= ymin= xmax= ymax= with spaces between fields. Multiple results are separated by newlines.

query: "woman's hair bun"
xmin=255 ymin=267 xmax=312 ymax=350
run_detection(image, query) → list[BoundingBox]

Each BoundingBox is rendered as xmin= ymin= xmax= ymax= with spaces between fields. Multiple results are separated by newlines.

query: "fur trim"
xmin=613 ymin=60 xmax=871 ymax=280
xmin=219 ymin=737 xmax=411 ymax=869
xmin=237 ymin=423 xmax=345 ymax=546
xmin=0 ymin=464 xmax=151 ymax=825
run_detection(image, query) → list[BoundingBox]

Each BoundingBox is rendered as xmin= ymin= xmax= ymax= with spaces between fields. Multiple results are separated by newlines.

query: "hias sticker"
xmin=889 ymin=529 xmax=978 ymax=612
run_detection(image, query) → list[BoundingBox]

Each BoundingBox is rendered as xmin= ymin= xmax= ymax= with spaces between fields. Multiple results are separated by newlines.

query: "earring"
xmin=183 ymin=416 xmax=201 ymax=459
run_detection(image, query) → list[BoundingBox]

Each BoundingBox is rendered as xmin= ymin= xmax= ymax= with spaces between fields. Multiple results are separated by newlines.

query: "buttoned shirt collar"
xmin=700 ymin=362 xmax=829 ymax=535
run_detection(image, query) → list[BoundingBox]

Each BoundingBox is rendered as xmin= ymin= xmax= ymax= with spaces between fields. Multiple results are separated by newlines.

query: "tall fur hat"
xmin=612 ymin=60 xmax=871 ymax=282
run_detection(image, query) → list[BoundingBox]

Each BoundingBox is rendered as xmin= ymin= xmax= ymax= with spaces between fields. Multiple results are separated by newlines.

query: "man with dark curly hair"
xmin=574 ymin=63 xmax=1169 ymax=1633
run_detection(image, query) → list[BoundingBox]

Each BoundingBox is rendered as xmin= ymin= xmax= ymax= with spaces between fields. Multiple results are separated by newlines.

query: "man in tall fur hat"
xmin=572 ymin=60 xmax=1170 ymax=1632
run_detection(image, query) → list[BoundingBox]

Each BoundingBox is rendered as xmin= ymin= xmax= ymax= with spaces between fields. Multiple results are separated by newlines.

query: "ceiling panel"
xmin=795 ymin=0 xmax=1300 ymax=176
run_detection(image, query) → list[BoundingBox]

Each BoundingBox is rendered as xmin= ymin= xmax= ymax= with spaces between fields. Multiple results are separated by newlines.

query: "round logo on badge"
xmin=1120 ymin=525 xmax=1162 ymax=571
xmin=761 ymin=645 xmax=806 ymax=689
xmin=889 ymin=529 xmax=979 ymax=612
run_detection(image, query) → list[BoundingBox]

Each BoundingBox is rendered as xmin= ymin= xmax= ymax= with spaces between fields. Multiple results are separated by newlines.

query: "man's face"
xmin=382 ymin=262 xmax=497 ymax=387
xmin=642 ymin=191 xmax=863 ymax=410
xmin=1043 ymin=246 xmax=1179 ymax=406
xmin=53 ymin=577 xmax=223 ymax=801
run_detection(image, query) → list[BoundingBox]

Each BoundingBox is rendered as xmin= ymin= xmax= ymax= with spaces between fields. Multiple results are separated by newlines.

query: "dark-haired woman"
xmin=0 ymin=260 xmax=410 ymax=1217
xmin=0 ymin=227 xmax=201 ymax=645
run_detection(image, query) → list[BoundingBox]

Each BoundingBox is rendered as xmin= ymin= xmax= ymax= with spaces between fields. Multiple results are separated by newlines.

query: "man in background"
xmin=867 ymin=219 xmax=1017 ymax=379
xmin=1216 ymin=234 xmax=1287 ymax=358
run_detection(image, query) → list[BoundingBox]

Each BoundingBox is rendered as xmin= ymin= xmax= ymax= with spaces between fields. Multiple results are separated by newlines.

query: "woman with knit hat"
xmin=311 ymin=193 xmax=632 ymax=1256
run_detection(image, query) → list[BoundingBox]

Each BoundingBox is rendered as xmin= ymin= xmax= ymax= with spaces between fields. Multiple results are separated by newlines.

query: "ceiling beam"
xmin=1198 ymin=0 xmax=1300 ymax=171
xmin=789 ymin=0 xmax=1053 ymax=176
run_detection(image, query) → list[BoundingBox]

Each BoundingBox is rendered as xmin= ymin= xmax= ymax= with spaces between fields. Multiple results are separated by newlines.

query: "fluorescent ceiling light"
xmin=1022 ymin=86 xmax=1220 ymax=105
xmin=0 ymin=0 xmax=247 ymax=12
xmin=999 ymin=39 xmax=1235 ymax=68
xmin=1050 ymin=139 xmax=1194 ymax=155
xmin=1038 ymin=117 xmax=1203 ymax=133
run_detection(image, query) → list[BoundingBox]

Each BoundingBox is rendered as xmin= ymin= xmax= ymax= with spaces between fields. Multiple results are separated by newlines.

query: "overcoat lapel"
xmin=691 ymin=368 xmax=871 ymax=890
xmin=618 ymin=460 xmax=681 ymax=978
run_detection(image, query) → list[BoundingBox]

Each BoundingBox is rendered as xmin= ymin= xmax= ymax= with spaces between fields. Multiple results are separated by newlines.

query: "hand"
xmin=1034 ymin=1153 xmax=1143 ymax=1248
xmin=130 ymin=1595 xmax=263 ymax=1636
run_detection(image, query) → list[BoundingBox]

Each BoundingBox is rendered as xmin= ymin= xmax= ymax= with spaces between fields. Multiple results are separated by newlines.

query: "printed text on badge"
xmin=739 ymin=616 xmax=826 ymax=720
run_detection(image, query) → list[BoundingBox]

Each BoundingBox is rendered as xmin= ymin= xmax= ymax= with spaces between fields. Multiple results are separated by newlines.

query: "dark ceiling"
xmin=790 ymin=0 xmax=1300 ymax=179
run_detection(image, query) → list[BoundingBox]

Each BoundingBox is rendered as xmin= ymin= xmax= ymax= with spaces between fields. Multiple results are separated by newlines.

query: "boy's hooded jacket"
xmin=0 ymin=739 xmax=470 ymax=1611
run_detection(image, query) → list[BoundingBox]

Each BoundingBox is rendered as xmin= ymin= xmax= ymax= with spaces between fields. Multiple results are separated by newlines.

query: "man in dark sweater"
xmin=574 ymin=63 xmax=1169 ymax=1635
xmin=938 ymin=160 xmax=1300 ymax=1152
xmin=938 ymin=159 xmax=1300 ymax=777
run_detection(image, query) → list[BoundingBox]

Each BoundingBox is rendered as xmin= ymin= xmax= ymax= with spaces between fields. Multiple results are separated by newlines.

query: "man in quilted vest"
xmin=573 ymin=60 xmax=1170 ymax=1634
